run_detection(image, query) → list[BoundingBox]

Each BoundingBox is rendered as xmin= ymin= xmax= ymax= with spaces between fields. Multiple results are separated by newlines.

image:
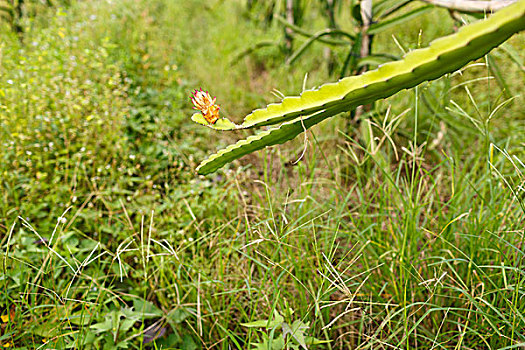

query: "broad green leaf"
xmin=91 ymin=315 xmax=114 ymax=333
xmin=167 ymin=307 xmax=191 ymax=323
xmin=282 ymin=320 xmax=309 ymax=349
xmin=132 ymin=299 xmax=163 ymax=319
xmin=65 ymin=312 xmax=92 ymax=326
xmin=252 ymin=334 xmax=285 ymax=350
xmin=241 ymin=311 xmax=284 ymax=329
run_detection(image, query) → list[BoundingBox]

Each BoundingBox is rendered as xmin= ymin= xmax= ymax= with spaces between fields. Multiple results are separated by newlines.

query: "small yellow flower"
xmin=191 ymin=88 xmax=220 ymax=125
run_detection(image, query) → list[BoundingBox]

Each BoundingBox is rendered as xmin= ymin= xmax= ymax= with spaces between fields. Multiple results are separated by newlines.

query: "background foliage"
xmin=0 ymin=0 xmax=524 ymax=348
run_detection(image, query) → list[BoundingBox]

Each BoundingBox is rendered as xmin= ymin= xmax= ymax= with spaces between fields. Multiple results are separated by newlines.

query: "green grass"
xmin=0 ymin=0 xmax=524 ymax=348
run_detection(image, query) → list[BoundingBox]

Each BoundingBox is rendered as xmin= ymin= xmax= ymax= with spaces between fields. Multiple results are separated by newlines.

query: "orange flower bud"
xmin=191 ymin=89 xmax=220 ymax=124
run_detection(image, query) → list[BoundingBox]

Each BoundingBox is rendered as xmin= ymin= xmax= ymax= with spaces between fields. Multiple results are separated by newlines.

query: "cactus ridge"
xmin=194 ymin=0 xmax=525 ymax=175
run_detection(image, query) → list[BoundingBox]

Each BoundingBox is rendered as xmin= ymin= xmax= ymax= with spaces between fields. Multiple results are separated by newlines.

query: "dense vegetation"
xmin=0 ymin=0 xmax=524 ymax=348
